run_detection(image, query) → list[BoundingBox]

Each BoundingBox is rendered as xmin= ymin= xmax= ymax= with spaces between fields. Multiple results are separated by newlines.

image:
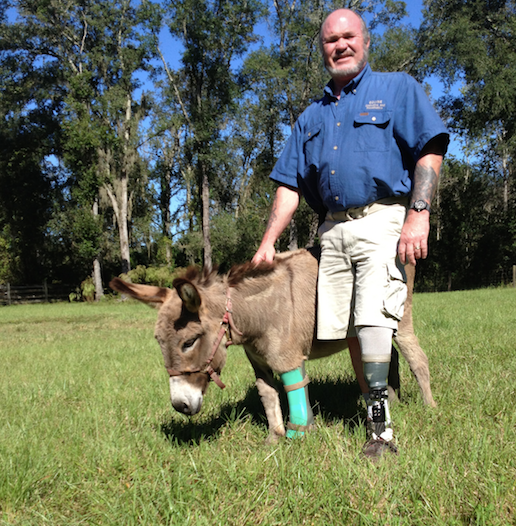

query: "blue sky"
xmin=159 ymin=1 xmax=427 ymax=70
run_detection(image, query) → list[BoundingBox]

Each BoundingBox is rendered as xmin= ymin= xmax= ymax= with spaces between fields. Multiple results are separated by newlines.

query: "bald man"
xmin=253 ymin=9 xmax=448 ymax=459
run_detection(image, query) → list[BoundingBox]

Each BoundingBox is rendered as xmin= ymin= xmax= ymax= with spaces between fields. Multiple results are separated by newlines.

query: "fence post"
xmin=7 ymin=283 xmax=11 ymax=306
xmin=513 ymin=265 xmax=516 ymax=288
xmin=43 ymin=280 xmax=48 ymax=303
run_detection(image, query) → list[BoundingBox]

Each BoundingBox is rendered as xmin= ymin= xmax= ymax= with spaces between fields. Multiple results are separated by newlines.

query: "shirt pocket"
xmin=303 ymin=123 xmax=324 ymax=168
xmin=381 ymin=261 xmax=407 ymax=322
xmin=353 ymin=111 xmax=392 ymax=152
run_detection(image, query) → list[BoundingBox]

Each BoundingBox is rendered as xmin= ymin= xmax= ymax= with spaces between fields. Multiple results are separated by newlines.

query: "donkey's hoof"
xmin=362 ymin=438 xmax=398 ymax=461
xmin=265 ymin=433 xmax=282 ymax=445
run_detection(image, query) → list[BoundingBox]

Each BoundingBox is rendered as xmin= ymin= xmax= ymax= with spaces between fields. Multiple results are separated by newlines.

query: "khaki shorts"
xmin=317 ymin=200 xmax=408 ymax=340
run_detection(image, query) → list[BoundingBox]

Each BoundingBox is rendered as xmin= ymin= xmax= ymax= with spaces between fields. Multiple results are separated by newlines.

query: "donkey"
xmin=110 ymin=248 xmax=436 ymax=442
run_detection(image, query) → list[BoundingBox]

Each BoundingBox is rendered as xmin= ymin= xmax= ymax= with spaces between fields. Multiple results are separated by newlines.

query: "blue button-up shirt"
xmin=270 ymin=64 xmax=449 ymax=214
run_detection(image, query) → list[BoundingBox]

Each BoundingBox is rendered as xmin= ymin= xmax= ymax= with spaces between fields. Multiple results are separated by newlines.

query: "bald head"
xmin=320 ymin=9 xmax=370 ymax=48
xmin=319 ymin=9 xmax=370 ymax=88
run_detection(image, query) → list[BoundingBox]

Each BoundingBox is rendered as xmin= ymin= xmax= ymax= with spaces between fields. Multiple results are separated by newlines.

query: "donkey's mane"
xmin=178 ymin=253 xmax=295 ymax=289
xmin=227 ymin=260 xmax=278 ymax=287
xmin=181 ymin=264 xmax=220 ymax=287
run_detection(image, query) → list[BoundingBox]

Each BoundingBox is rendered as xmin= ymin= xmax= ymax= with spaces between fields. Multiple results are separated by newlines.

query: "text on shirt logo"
xmin=365 ymin=100 xmax=385 ymax=110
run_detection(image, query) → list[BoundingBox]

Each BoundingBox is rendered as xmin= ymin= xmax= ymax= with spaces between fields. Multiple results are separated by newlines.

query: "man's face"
xmin=320 ymin=10 xmax=370 ymax=84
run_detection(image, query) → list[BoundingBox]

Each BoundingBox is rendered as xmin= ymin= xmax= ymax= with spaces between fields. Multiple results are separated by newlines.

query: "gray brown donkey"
xmin=110 ymin=248 xmax=436 ymax=442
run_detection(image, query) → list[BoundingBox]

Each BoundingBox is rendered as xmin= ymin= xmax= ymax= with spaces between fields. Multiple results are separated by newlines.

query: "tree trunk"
xmin=501 ymin=146 xmax=509 ymax=213
xmin=93 ymin=257 xmax=103 ymax=300
xmin=92 ymin=197 xmax=104 ymax=300
xmin=201 ymin=163 xmax=212 ymax=269
xmin=119 ymin=170 xmax=131 ymax=275
xmin=119 ymin=93 xmax=132 ymax=275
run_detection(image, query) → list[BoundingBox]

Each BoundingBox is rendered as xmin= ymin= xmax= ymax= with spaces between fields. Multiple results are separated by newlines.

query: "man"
xmin=252 ymin=9 xmax=449 ymax=458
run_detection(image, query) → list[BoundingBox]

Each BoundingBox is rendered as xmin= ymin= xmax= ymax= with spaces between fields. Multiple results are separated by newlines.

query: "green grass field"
xmin=1 ymin=288 xmax=515 ymax=525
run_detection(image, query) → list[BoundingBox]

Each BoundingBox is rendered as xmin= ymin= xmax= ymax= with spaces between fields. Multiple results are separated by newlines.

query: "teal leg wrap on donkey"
xmin=280 ymin=362 xmax=314 ymax=439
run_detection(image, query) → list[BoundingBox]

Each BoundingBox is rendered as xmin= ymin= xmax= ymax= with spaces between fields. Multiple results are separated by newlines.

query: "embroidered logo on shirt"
xmin=365 ymin=100 xmax=385 ymax=110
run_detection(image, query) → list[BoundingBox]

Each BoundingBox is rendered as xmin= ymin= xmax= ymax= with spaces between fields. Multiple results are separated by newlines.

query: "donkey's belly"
xmin=308 ymin=339 xmax=348 ymax=360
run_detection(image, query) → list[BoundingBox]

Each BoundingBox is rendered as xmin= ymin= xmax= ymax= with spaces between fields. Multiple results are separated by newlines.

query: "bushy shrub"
xmin=69 ymin=276 xmax=96 ymax=302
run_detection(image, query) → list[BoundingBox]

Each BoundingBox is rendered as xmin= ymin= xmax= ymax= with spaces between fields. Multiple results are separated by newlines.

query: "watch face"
xmin=414 ymin=200 xmax=427 ymax=212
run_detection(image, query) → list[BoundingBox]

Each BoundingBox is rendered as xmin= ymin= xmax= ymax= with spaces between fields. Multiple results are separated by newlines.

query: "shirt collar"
xmin=324 ymin=63 xmax=371 ymax=100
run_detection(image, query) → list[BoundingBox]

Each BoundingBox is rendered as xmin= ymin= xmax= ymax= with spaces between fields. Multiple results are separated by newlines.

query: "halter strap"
xmin=165 ymin=287 xmax=243 ymax=390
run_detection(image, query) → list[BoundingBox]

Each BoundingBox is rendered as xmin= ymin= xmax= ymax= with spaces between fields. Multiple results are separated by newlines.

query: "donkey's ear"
xmin=109 ymin=278 xmax=172 ymax=308
xmin=172 ymin=278 xmax=201 ymax=313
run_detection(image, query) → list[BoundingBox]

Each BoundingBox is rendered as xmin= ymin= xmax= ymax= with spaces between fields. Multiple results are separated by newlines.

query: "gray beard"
xmin=325 ymin=52 xmax=368 ymax=80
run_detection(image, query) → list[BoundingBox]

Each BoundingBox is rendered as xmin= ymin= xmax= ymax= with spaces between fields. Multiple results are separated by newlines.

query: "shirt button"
xmin=335 ymin=102 xmax=338 ymax=106
xmin=353 ymin=89 xmax=357 ymax=94
xmin=333 ymin=146 xmax=338 ymax=150
xmin=335 ymin=196 xmax=339 ymax=201
xmin=372 ymin=116 xmax=377 ymax=122
xmin=308 ymin=132 xmax=311 ymax=136
xmin=337 ymin=122 xmax=341 ymax=126
xmin=331 ymin=170 xmax=335 ymax=175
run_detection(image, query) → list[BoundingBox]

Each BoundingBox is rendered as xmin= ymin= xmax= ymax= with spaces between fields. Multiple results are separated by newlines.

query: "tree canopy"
xmin=1 ymin=0 xmax=515 ymax=293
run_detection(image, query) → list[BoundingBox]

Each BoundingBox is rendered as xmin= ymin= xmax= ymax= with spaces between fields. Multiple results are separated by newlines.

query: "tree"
xmin=419 ymin=0 xmax=516 ymax=209
xmin=2 ymin=0 xmax=161 ymax=294
xmin=162 ymin=0 xmax=262 ymax=268
xmin=0 ymin=2 xmax=63 ymax=284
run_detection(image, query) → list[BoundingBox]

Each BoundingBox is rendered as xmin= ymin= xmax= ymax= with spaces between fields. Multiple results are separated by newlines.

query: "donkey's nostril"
xmin=170 ymin=378 xmax=203 ymax=416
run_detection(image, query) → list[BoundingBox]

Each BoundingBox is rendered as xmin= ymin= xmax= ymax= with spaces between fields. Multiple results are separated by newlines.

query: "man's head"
xmin=319 ymin=9 xmax=370 ymax=86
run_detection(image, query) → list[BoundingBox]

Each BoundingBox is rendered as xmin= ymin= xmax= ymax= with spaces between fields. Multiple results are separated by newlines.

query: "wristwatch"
xmin=411 ymin=199 xmax=431 ymax=213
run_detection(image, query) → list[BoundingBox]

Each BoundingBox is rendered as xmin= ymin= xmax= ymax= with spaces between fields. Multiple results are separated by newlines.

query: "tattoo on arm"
xmin=264 ymin=198 xmax=279 ymax=233
xmin=410 ymin=164 xmax=438 ymax=208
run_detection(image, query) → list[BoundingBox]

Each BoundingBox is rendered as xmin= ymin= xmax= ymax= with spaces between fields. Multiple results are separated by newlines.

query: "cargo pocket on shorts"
xmin=382 ymin=262 xmax=407 ymax=321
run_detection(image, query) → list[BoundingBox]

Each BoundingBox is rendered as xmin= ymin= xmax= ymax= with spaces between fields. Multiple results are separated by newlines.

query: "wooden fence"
xmin=0 ymin=283 xmax=72 ymax=306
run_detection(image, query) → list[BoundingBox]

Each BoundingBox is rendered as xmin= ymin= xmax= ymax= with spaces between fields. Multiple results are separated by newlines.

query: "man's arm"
xmin=252 ymin=185 xmax=301 ymax=265
xmin=398 ymin=137 xmax=446 ymax=266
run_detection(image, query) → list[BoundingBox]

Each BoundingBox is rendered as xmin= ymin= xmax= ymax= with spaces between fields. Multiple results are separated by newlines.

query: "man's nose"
xmin=335 ymin=37 xmax=348 ymax=51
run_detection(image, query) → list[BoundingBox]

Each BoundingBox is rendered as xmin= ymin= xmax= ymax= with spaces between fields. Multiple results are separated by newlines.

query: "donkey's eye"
xmin=182 ymin=338 xmax=197 ymax=352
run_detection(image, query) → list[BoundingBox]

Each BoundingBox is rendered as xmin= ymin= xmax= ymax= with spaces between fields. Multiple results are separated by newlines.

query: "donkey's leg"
xmin=280 ymin=361 xmax=314 ymax=439
xmin=387 ymin=345 xmax=401 ymax=403
xmin=244 ymin=349 xmax=286 ymax=443
xmin=394 ymin=330 xmax=437 ymax=407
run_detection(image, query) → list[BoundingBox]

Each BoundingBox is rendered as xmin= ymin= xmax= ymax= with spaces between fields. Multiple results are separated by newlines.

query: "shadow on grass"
xmin=160 ymin=377 xmax=366 ymax=446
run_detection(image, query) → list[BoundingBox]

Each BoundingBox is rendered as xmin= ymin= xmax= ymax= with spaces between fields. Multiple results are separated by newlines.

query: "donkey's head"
xmin=110 ymin=270 xmax=228 ymax=416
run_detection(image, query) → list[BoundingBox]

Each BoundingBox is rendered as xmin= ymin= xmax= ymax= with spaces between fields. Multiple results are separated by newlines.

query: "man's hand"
xmin=251 ymin=243 xmax=276 ymax=265
xmin=398 ymin=210 xmax=430 ymax=265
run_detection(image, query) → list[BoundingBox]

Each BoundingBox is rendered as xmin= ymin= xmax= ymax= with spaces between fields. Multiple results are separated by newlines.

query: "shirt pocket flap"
xmin=305 ymin=123 xmax=323 ymax=142
xmin=354 ymin=111 xmax=391 ymax=127
xmin=303 ymin=123 xmax=324 ymax=167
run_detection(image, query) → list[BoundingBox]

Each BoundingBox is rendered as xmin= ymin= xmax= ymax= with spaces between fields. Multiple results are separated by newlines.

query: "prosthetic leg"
xmin=358 ymin=326 xmax=398 ymax=458
xmin=280 ymin=361 xmax=314 ymax=438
